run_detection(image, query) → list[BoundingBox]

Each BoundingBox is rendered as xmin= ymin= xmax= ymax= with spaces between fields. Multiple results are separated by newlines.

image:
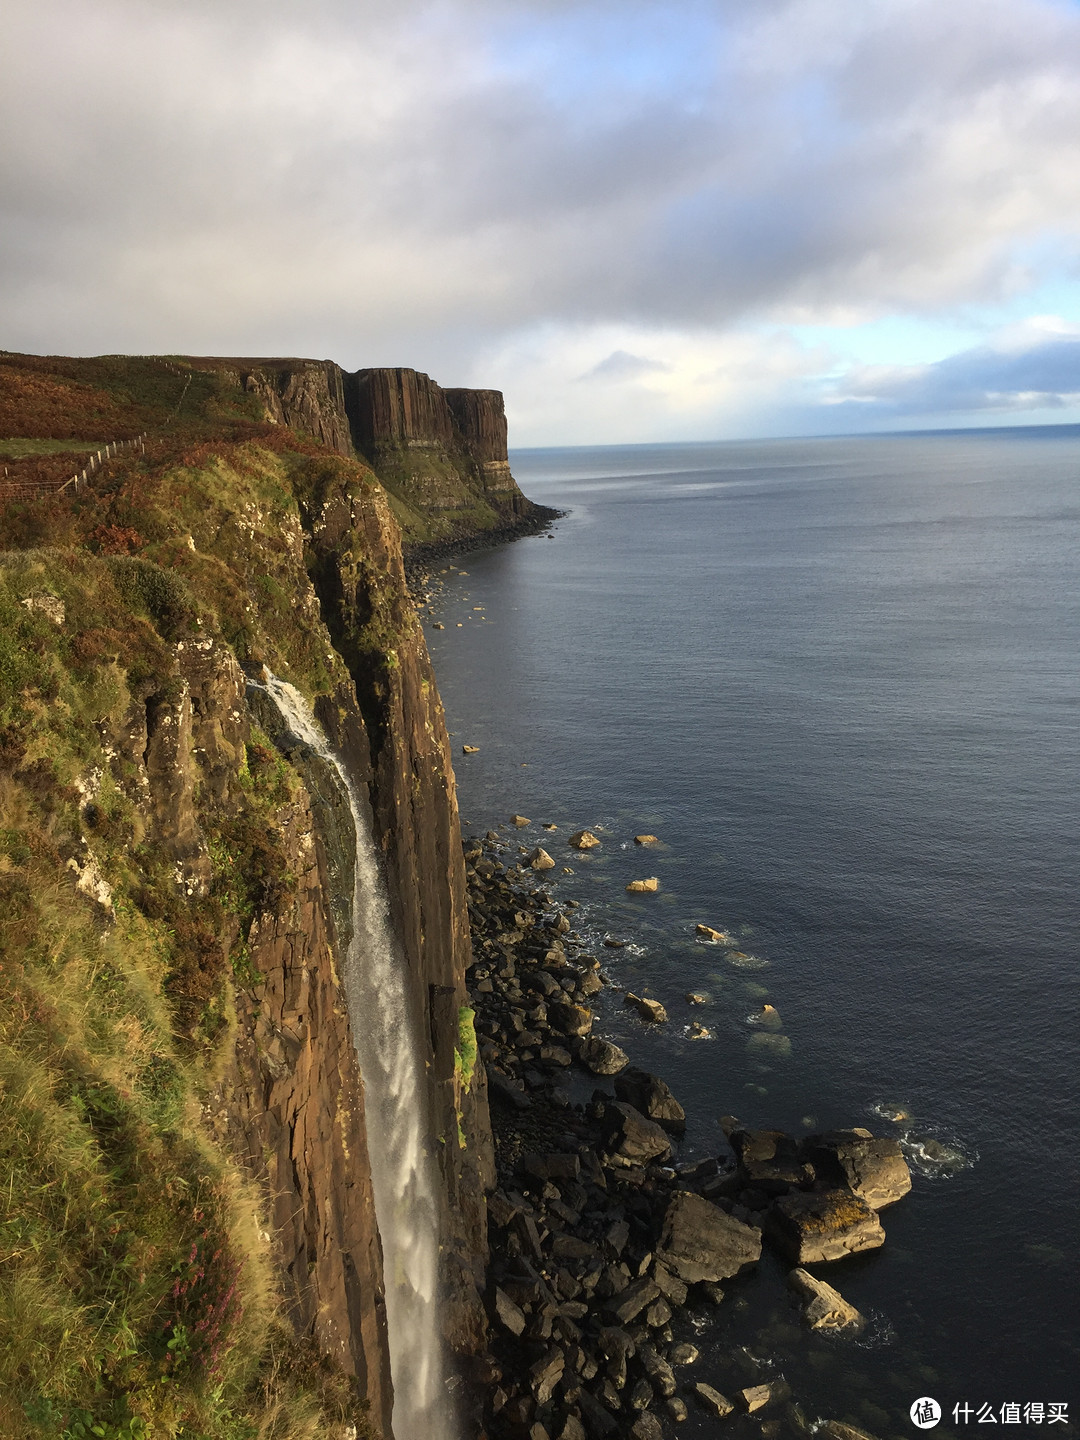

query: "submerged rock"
xmin=626 ymin=877 xmax=659 ymax=893
xmin=568 ymin=829 xmax=601 ymax=849
xmin=624 ymin=993 xmax=668 ymax=1024
xmin=634 ymin=834 xmax=659 ymax=845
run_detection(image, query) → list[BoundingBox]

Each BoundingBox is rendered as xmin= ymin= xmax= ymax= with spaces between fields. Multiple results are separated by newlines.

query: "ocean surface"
xmin=421 ymin=429 xmax=1080 ymax=1436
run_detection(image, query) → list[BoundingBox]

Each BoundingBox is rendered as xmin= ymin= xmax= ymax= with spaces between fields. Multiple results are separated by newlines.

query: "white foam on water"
xmin=260 ymin=674 xmax=452 ymax=1440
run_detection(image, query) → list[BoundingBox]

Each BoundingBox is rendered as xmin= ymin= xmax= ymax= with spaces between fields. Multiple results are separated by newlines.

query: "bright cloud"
xmin=3 ymin=0 xmax=1080 ymax=439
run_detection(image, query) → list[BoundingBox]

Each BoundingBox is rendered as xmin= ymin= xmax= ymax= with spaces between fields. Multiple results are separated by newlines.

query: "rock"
xmin=628 ymin=1379 xmax=654 ymax=1411
xmin=624 ymin=993 xmax=668 ymax=1024
xmin=695 ymin=923 xmax=730 ymax=941
xmin=687 ymin=1022 xmax=711 ymax=1040
xmin=569 ymin=829 xmax=601 ymax=850
xmin=651 ymin=1263 xmax=688 ymax=1306
xmin=606 ymin=1276 xmax=661 ymax=1325
xmin=740 ymin=1384 xmax=773 ymax=1412
xmin=542 ymin=822 xmax=558 ymax=831
xmin=601 ymin=1102 xmax=673 ymax=1164
xmin=817 ymin=1424 xmax=880 ymax=1440
xmin=488 ymin=1070 xmax=531 ymax=1110
xmin=528 ymin=847 xmax=556 ymax=871
xmin=626 ymin=877 xmax=659 ymax=893
xmin=602 ymin=937 xmax=627 ymax=948
xmin=639 ymin=1345 xmax=677 ymax=1397
xmin=766 ymin=1189 xmax=885 ymax=1263
xmin=655 ymin=1191 xmax=762 ymax=1283
xmin=631 ymin=1414 xmax=663 ymax=1440
xmin=494 ymin=1286 xmax=527 ymax=1336
xmin=685 ymin=992 xmax=708 ymax=1005
xmin=800 ymin=1130 xmax=912 ymax=1209
xmin=633 ymin=834 xmax=659 ymax=844
xmin=615 ymin=1069 xmax=686 ymax=1133
xmin=787 ymin=1267 xmax=865 ymax=1332
xmin=694 ymin=1384 xmax=734 ymax=1418
xmin=524 ymin=1152 xmax=581 ymax=1182
xmin=531 ymin=1348 xmax=566 ymax=1405
xmin=579 ymin=1390 xmax=620 ymax=1438
xmin=666 ymin=1397 xmax=688 ymax=1422
xmin=462 ymin=744 xmax=480 ymax=753
xmin=553 ymin=912 xmax=572 ymax=933
xmin=559 ymin=1419 xmax=587 ymax=1440
xmin=550 ymin=1000 xmax=594 ymax=1037
xmin=539 ymin=1044 xmax=573 ymax=1066
xmin=511 ymin=814 xmax=531 ymax=826
xmin=578 ymin=1037 xmax=629 ymax=1075
xmin=667 ymin=1342 xmax=699 ymax=1366
xmin=729 ymin=1128 xmax=814 ymax=1193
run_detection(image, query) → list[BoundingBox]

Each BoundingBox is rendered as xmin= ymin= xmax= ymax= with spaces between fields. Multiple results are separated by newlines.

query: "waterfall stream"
xmin=259 ymin=673 xmax=451 ymax=1440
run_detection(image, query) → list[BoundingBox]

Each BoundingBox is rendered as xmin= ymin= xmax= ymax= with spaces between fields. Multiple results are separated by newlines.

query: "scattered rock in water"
xmin=614 ymin=1068 xmax=686 ymax=1134
xmin=685 ymin=991 xmax=709 ymax=1005
xmin=527 ymin=847 xmax=556 ymax=871
xmin=668 ymin=1342 xmax=699 ymax=1366
xmin=801 ymin=1129 xmax=912 ymax=1210
xmin=656 ymin=1191 xmax=762 ymax=1283
xmin=511 ymin=814 xmax=531 ymax=827
xmin=687 ymin=1022 xmax=711 ymax=1040
xmin=462 ymin=744 xmax=480 ymax=753
xmin=625 ymin=992 xmax=668 ymax=1024
xmin=549 ymin=999 xmax=594 ymax=1037
xmin=747 ymin=1032 xmax=792 ymax=1057
xmin=695 ymin=923 xmax=730 ymax=942
xmin=740 ymin=1384 xmax=773 ymax=1413
xmin=634 ymin=834 xmax=659 ymax=845
xmin=578 ymin=1036 xmax=629 ymax=1075
xmin=603 ymin=937 xmax=627 ymax=948
xmin=626 ymin=877 xmax=659 ymax=893
xmin=817 ymin=1423 xmax=880 ymax=1440
xmin=694 ymin=1383 xmax=735 ymax=1418
xmin=568 ymin=829 xmax=601 ymax=850
xmin=787 ymin=1267 xmax=865 ymax=1332
xmin=766 ymin=1188 xmax=885 ymax=1264
xmin=433 ymin=621 xmax=445 ymax=629
xmin=542 ymin=822 xmax=558 ymax=830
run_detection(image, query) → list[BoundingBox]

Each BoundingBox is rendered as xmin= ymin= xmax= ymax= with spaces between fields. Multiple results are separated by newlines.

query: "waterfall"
xmin=259 ymin=673 xmax=452 ymax=1440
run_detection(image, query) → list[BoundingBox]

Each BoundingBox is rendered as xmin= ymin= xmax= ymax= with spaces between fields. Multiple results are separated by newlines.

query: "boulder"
xmin=633 ymin=834 xmax=659 ymax=844
xmin=740 ymin=1385 xmax=773 ymax=1413
xmin=626 ymin=877 xmax=659 ymax=893
xmin=462 ymin=744 xmax=480 ymax=753
xmin=601 ymin=1102 xmax=673 ymax=1164
xmin=624 ymin=993 xmax=668 ymax=1023
xmin=656 ymin=1191 xmax=762 ymax=1283
xmin=569 ymin=829 xmax=601 ymax=850
xmin=550 ymin=1000 xmax=594 ymax=1037
xmin=511 ymin=814 xmax=531 ymax=826
xmin=578 ymin=1037 xmax=629 ymax=1075
xmin=606 ymin=1277 xmax=661 ymax=1325
xmin=614 ymin=1068 xmax=686 ymax=1134
xmin=729 ymin=1128 xmax=814 ymax=1194
xmin=787 ymin=1267 xmax=865 ymax=1332
xmin=528 ymin=847 xmax=556 ymax=871
xmin=694 ymin=1384 xmax=734 ymax=1418
xmin=800 ymin=1130 xmax=912 ymax=1209
xmin=631 ymin=1415 xmax=663 ymax=1440
xmin=530 ymin=1348 xmax=566 ymax=1405
xmin=494 ymin=1286 xmax=527 ymax=1336
xmin=766 ymin=1189 xmax=885 ymax=1263
xmin=695 ymin=924 xmax=730 ymax=941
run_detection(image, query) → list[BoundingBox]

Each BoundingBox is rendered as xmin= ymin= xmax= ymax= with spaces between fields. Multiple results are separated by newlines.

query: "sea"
xmin=420 ymin=427 xmax=1080 ymax=1437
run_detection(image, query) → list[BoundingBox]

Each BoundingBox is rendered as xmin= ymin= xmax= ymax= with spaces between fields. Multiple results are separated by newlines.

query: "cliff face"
xmin=0 ymin=415 xmax=491 ymax=1439
xmin=239 ymin=361 xmax=353 ymax=457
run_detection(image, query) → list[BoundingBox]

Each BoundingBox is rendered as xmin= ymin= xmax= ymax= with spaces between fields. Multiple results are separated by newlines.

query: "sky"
xmin=5 ymin=0 xmax=1080 ymax=444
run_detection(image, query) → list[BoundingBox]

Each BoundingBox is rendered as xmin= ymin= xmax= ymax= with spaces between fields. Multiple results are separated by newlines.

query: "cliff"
xmin=0 ymin=354 xmax=497 ymax=1439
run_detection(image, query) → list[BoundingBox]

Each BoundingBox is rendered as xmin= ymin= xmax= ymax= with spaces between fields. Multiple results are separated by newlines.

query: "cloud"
xmin=580 ymin=350 xmax=671 ymax=381
xmin=825 ymin=322 xmax=1080 ymax=417
xmin=3 ymin=0 xmax=1080 ymax=438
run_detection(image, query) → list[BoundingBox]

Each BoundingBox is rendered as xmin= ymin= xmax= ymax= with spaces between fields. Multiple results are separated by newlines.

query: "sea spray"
xmin=259 ymin=672 xmax=452 ymax=1440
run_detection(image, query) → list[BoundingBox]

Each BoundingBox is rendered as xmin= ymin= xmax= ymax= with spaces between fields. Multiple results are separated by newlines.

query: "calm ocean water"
xmin=423 ymin=429 xmax=1080 ymax=1436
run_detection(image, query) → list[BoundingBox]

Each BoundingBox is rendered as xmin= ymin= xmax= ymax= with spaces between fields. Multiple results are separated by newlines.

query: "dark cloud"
xmin=828 ymin=333 xmax=1080 ymax=417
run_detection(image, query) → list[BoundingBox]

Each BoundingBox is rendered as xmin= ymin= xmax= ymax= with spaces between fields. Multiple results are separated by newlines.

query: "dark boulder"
xmin=800 ymin=1129 xmax=911 ymax=1209
xmin=600 ymin=1102 xmax=673 ymax=1165
xmin=614 ymin=1068 xmax=687 ymax=1135
xmin=655 ymin=1190 xmax=762 ymax=1283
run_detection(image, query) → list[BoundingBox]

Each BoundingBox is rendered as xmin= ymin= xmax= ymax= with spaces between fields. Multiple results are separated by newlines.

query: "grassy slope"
xmin=0 ymin=361 xmax=396 ymax=1439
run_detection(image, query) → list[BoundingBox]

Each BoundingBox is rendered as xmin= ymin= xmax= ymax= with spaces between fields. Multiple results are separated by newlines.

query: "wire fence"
xmin=1 ymin=360 xmax=192 ymax=503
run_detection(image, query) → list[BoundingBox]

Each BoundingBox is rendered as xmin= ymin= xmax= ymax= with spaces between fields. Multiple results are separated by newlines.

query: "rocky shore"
xmin=459 ymin=827 xmax=913 ymax=1440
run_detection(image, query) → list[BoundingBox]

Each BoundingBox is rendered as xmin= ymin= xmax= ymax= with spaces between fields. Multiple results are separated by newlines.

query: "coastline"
xmin=459 ymin=825 xmax=911 ymax=1440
